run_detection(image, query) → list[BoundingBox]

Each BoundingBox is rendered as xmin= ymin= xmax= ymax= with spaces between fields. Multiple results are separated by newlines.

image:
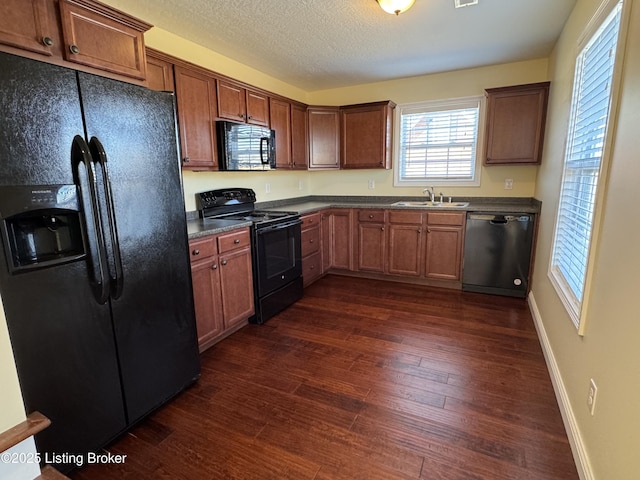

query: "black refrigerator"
xmin=0 ymin=52 xmax=200 ymax=472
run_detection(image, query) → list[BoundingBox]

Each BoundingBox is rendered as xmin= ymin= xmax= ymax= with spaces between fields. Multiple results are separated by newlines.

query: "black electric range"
xmin=196 ymin=188 xmax=303 ymax=324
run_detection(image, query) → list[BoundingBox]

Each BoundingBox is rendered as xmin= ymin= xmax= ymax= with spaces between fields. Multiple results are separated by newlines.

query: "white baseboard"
xmin=528 ymin=291 xmax=593 ymax=480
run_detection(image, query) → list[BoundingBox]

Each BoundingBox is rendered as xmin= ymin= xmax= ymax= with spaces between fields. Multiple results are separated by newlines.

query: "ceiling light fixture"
xmin=376 ymin=0 xmax=416 ymax=15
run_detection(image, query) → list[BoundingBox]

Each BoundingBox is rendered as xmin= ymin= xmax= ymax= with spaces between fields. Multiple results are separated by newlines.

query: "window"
xmin=549 ymin=0 xmax=624 ymax=329
xmin=394 ymin=97 xmax=483 ymax=186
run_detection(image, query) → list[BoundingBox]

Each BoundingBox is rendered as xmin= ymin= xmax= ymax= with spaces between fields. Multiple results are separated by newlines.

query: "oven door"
xmin=254 ymin=218 xmax=302 ymax=296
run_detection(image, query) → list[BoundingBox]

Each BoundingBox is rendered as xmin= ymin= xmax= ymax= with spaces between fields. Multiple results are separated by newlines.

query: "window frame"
xmin=548 ymin=0 xmax=627 ymax=335
xmin=393 ymin=96 xmax=485 ymax=187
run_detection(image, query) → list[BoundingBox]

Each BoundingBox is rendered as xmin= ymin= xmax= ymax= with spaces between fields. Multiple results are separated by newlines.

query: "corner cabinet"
xmin=0 ymin=0 xmax=151 ymax=82
xmin=308 ymin=107 xmax=340 ymax=170
xmin=188 ymin=228 xmax=254 ymax=353
xmin=484 ymin=82 xmax=550 ymax=165
xmin=340 ymin=101 xmax=395 ymax=169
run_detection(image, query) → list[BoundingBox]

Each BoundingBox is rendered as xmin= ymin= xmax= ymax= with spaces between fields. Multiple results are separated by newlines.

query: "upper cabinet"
xmin=290 ymin=102 xmax=309 ymax=170
xmin=484 ymin=82 xmax=550 ymax=165
xmin=308 ymin=106 xmax=340 ymax=170
xmin=0 ymin=0 xmax=57 ymax=57
xmin=174 ymin=65 xmax=219 ymax=171
xmin=270 ymin=98 xmax=293 ymax=169
xmin=145 ymin=49 xmax=174 ymax=92
xmin=0 ymin=0 xmax=151 ymax=82
xmin=340 ymin=101 xmax=395 ymax=170
xmin=217 ymin=79 xmax=269 ymax=126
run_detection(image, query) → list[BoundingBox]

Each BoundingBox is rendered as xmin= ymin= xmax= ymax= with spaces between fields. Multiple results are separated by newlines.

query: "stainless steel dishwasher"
xmin=462 ymin=213 xmax=535 ymax=298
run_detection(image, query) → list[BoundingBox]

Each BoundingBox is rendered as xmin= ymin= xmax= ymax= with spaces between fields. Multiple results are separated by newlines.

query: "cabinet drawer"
xmin=427 ymin=212 xmax=465 ymax=226
xmin=302 ymin=251 xmax=322 ymax=286
xmin=217 ymin=228 xmax=251 ymax=254
xmin=189 ymin=236 xmax=217 ymax=261
xmin=388 ymin=210 xmax=423 ymax=225
xmin=301 ymin=212 xmax=321 ymax=229
xmin=358 ymin=209 xmax=385 ymax=223
xmin=301 ymin=225 xmax=320 ymax=258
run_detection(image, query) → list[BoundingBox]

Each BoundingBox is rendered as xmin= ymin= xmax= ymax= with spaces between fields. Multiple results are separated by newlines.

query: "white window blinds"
xmin=396 ymin=98 xmax=481 ymax=184
xmin=550 ymin=0 xmax=623 ymax=324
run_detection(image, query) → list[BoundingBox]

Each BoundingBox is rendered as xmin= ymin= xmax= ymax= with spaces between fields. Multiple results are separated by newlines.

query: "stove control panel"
xmin=196 ymin=188 xmax=256 ymax=211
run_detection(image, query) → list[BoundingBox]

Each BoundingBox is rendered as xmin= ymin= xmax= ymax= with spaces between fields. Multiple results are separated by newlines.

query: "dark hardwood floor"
xmin=71 ymin=275 xmax=578 ymax=479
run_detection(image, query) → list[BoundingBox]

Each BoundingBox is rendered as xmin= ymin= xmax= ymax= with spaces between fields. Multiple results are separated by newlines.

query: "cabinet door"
xmin=425 ymin=226 xmax=463 ymax=281
xmin=341 ymin=101 xmax=394 ymax=169
xmin=218 ymin=248 xmax=255 ymax=329
xmin=146 ymin=51 xmax=174 ymax=92
xmin=270 ymin=98 xmax=292 ymax=169
xmin=174 ymin=65 xmax=218 ymax=170
xmin=58 ymin=0 xmax=149 ymax=80
xmin=308 ymin=107 xmax=340 ymax=169
xmin=190 ymin=256 xmax=224 ymax=352
xmin=217 ymin=79 xmax=246 ymax=123
xmin=246 ymin=89 xmax=269 ymax=126
xmin=484 ymin=82 xmax=550 ymax=165
xmin=0 ymin=0 xmax=56 ymax=56
xmin=321 ymin=211 xmax=331 ymax=273
xmin=357 ymin=222 xmax=386 ymax=273
xmin=328 ymin=209 xmax=353 ymax=270
xmin=291 ymin=103 xmax=308 ymax=169
xmin=388 ymin=224 xmax=423 ymax=277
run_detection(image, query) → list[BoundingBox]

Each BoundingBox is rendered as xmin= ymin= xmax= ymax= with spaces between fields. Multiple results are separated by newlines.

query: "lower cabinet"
xmin=188 ymin=227 xmax=254 ymax=352
xmin=356 ymin=209 xmax=386 ymax=273
xmin=301 ymin=212 xmax=322 ymax=286
xmin=387 ymin=210 xmax=424 ymax=277
xmin=425 ymin=212 xmax=465 ymax=281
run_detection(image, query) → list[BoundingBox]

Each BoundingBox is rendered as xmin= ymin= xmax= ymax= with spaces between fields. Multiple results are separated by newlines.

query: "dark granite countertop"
xmin=185 ymin=196 xmax=541 ymax=239
xmin=254 ymin=195 xmax=541 ymax=215
xmin=187 ymin=217 xmax=252 ymax=239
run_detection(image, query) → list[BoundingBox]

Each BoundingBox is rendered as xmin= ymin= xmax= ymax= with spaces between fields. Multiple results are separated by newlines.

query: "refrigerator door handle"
xmin=89 ymin=137 xmax=124 ymax=300
xmin=71 ymin=135 xmax=110 ymax=305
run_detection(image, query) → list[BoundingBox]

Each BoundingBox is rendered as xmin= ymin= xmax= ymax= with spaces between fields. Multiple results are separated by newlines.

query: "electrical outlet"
xmin=298 ymin=180 xmax=304 ymax=191
xmin=587 ymin=378 xmax=598 ymax=415
xmin=368 ymin=179 xmax=375 ymax=189
xmin=265 ymin=183 xmax=271 ymax=194
xmin=504 ymin=178 xmax=513 ymax=190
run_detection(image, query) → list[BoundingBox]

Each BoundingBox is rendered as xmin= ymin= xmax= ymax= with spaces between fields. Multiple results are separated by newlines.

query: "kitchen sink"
xmin=391 ymin=201 xmax=469 ymax=208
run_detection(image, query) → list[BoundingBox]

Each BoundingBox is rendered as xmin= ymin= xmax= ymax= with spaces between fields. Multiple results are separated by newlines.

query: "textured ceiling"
xmin=102 ymin=0 xmax=577 ymax=91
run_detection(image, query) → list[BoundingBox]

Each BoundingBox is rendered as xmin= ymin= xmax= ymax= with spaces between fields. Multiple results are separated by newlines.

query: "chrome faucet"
xmin=423 ymin=187 xmax=435 ymax=202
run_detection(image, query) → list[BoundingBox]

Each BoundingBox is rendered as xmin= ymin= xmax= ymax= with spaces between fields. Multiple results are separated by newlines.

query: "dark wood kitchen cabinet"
xmin=174 ymin=65 xmax=219 ymax=171
xmin=356 ymin=209 xmax=386 ymax=273
xmin=424 ymin=212 xmax=465 ymax=281
xmin=270 ymin=97 xmax=293 ymax=169
xmin=188 ymin=227 xmax=254 ymax=352
xmin=387 ymin=210 xmax=424 ymax=277
xmin=0 ymin=0 xmax=151 ymax=81
xmin=484 ymin=82 xmax=550 ymax=165
xmin=291 ymin=102 xmax=309 ymax=169
xmin=308 ymin=106 xmax=340 ymax=170
xmin=340 ymin=101 xmax=395 ymax=170
xmin=145 ymin=48 xmax=174 ymax=92
xmin=301 ymin=212 xmax=322 ymax=286
xmin=325 ymin=209 xmax=353 ymax=270
xmin=217 ymin=79 xmax=270 ymax=126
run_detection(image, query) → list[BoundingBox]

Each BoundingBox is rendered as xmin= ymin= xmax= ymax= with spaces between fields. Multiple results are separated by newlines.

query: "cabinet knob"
xmin=221 ymin=260 xmax=228 ymax=266
xmin=247 ymin=116 xmax=253 ymax=120
xmin=234 ymin=239 xmax=240 ymax=244
xmin=418 ymin=229 xmax=422 ymax=233
xmin=183 ymin=157 xmax=190 ymax=163
xmin=69 ymin=44 xmax=80 ymax=54
xmin=192 ymin=249 xmax=200 ymax=256
xmin=42 ymin=36 xmax=54 ymax=47
xmin=369 ymin=214 xmax=374 ymax=219
xmin=381 ymin=227 xmax=385 ymax=231
xmin=309 ymin=239 xmax=314 ymax=243
xmin=212 ymin=264 xmax=218 ymax=270
xmin=310 ymin=265 xmax=315 ymax=270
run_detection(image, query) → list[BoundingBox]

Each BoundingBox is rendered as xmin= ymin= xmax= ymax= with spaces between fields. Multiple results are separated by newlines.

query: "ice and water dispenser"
xmin=0 ymin=185 xmax=85 ymax=273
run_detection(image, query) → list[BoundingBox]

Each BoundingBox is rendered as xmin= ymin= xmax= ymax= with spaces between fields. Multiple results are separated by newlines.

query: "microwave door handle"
xmin=89 ymin=137 xmax=124 ymax=300
xmin=71 ymin=135 xmax=109 ymax=305
xmin=260 ymin=137 xmax=269 ymax=165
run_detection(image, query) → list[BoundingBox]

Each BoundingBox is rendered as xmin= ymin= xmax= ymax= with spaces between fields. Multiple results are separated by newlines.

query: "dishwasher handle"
xmin=467 ymin=213 xmax=531 ymax=224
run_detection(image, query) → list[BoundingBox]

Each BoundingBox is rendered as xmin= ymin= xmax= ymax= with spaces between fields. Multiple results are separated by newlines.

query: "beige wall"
xmin=531 ymin=0 xmax=640 ymax=478
xmin=0 ymin=295 xmax=27 ymax=432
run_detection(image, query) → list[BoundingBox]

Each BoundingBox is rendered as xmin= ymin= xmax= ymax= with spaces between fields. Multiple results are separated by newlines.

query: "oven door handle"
xmin=256 ymin=218 xmax=302 ymax=234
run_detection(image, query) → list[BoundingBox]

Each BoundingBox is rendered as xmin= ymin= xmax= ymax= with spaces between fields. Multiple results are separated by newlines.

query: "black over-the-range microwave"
xmin=216 ymin=121 xmax=276 ymax=171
